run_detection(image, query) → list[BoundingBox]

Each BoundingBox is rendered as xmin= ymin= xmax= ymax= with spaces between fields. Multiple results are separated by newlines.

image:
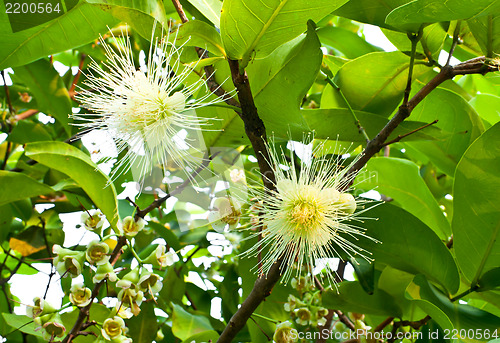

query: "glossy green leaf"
xmin=406 ymin=88 xmax=484 ymax=176
xmin=171 ymin=303 xmax=213 ymax=341
xmin=478 ymin=267 xmax=500 ymax=292
xmin=351 ymin=258 xmax=375 ymax=295
xmin=8 ymin=121 xmax=52 ymax=144
xmin=0 ymin=205 xmax=12 ymax=242
xmin=317 ymin=26 xmax=382 ymax=59
xmin=12 ymin=59 xmax=72 ymax=133
xmin=386 ymin=0 xmax=500 ymax=33
xmin=407 ymin=275 xmax=500 ymax=332
xmin=0 ymin=171 xmax=54 ymax=207
xmin=187 ymin=0 xmax=222 ymax=27
xmin=302 ymin=108 xmax=443 ymax=142
xmin=334 ymin=0 xmax=411 ymax=31
xmin=25 ymin=141 xmax=119 ymax=230
xmin=469 ymin=94 xmax=500 ymax=127
xmin=220 ymin=0 xmax=348 ymax=66
xmin=0 ymin=2 xmax=118 ymax=69
xmin=181 ymin=330 xmax=220 ymax=343
xmin=86 ymin=0 xmax=168 ymax=40
xmin=355 ymin=204 xmax=460 ymax=294
xmin=175 ymin=20 xmax=225 ymax=56
xmin=160 ymin=266 xmax=186 ymax=305
xmin=247 ymin=22 xmax=321 ymax=138
xmin=378 ymin=266 xmax=427 ymax=319
xmin=2 ymin=313 xmax=43 ymax=337
xmin=468 ymin=13 xmax=500 ymax=57
xmin=357 ymin=157 xmax=450 ymax=239
xmin=128 ymin=302 xmax=158 ymax=343
xmin=453 ymin=122 xmax=500 ymax=285
xmin=323 ymin=281 xmax=402 ymax=316
xmin=335 ymin=52 xmax=429 ymax=116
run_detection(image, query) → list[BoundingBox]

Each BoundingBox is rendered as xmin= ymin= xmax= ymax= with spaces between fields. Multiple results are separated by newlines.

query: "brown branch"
xmin=62 ymin=236 xmax=127 ymax=343
xmin=374 ymin=316 xmax=394 ymax=332
xmin=68 ymin=54 xmax=86 ymax=98
xmin=381 ymin=119 xmax=438 ymax=147
xmin=315 ymin=309 xmax=335 ymax=343
xmin=344 ymin=57 xmax=498 ymax=189
xmin=334 ymin=310 xmax=355 ymax=331
xmin=14 ymin=109 xmax=39 ymax=121
xmin=388 ymin=315 xmax=431 ymax=343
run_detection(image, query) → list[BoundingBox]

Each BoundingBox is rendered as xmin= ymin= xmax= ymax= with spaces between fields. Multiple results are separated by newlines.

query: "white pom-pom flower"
xmin=244 ymin=140 xmax=379 ymax=285
xmin=74 ymin=26 xmax=229 ymax=183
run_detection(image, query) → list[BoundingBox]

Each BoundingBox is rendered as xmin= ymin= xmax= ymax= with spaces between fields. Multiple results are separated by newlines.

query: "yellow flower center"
xmin=289 ymin=200 xmax=321 ymax=227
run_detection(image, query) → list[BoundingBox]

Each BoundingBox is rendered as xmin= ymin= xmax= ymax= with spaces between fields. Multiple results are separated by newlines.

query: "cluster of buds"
xmin=27 ymin=297 xmax=66 ymax=341
xmin=283 ymin=277 xmax=329 ymax=327
xmin=37 ymin=214 xmax=170 ymax=342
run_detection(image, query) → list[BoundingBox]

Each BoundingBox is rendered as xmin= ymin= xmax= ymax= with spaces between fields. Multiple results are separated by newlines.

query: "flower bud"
xmin=273 ymin=321 xmax=297 ymax=343
xmin=120 ymin=216 xmax=145 ymax=238
xmin=283 ymin=294 xmax=300 ymax=312
xmin=86 ymin=241 xmax=110 ymax=265
xmin=52 ymin=245 xmax=85 ymax=278
xmin=69 ymin=283 xmax=92 ymax=307
xmin=143 ymin=245 xmax=173 ymax=268
xmin=101 ymin=316 xmax=125 ymax=340
xmin=41 ymin=313 xmax=66 ymax=340
xmin=27 ymin=297 xmax=57 ymax=318
xmin=294 ymin=307 xmax=312 ymax=326
xmin=137 ymin=271 xmax=162 ymax=295
xmin=81 ymin=210 xmax=104 ymax=234
xmin=117 ymin=288 xmax=144 ymax=318
xmin=93 ymin=261 xmax=118 ymax=283
xmin=116 ymin=268 xmax=140 ymax=290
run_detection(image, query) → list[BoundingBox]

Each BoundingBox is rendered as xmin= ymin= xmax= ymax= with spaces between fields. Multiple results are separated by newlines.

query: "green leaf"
xmin=386 ymin=0 xmax=500 ymax=33
xmin=334 ymin=0 xmax=411 ymax=31
xmin=0 ymin=205 xmax=12 ymax=242
xmin=469 ymin=94 xmax=500 ymax=127
xmin=356 ymin=204 xmax=460 ymax=294
xmin=323 ymin=281 xmax=402 ymax=316
xmin=0 ymin=2 xmax=118 ymax=69
xmin=382 ymin=23 xmax=447 ymax=58
xmin=246 ymin=23 xmax=321 ymax=138
xmin=406 ymin=88 xmax=484 ymax=176
xmin=128 ymin=302 xmax=158 ymax=343
xmin=350 ymin=258 xmax=375 ymax=295
xmin=181 ymin=330 xmax=220 ymax=343
xmin=357 ymin=157 xmax=450 ymax=239
xmin=406 ymin=275 xmax=500 ymax=332
xmin=171 ymin=303 xmax=213 ymax=341
xmin=335 ymin=52 xmax=429 ymax=116
xmin=160 ymin=266 xmax=186 ymax=305
xmin=229 ymin=22 xmax=321 ymax=139
xmin=317 ymin=26 xmax=383 ymax=59
xmin=8 ymin=121 xmax=52 ymax=144
xmin=220 ymin=0 xmax=349 ymax=66
xmin=12 ymin=59 xmax=72 ymax=134
xmin=186 ymin=0 xmax=222 ymax=27
xmin=86 ymin=0 xmax=168 ymax=40
xmin=175 ymin=20 xmax=225 ymax=56
xmin=468 ymin=13 xmax=500 ymax=57
xmin=2 ymin=313 xmax=43 ymax=337
xmin=25 ymin=141 xmax=119 ymax=231
xmin=0 ymin=171 xmax=54 ymax=207
xmin=478 ymin=267 xmax=500 ymax=292
xmin=302 ymin=108 xmax=443 ymax=143
xmin=453 ymin=122 xmax=500 ymax=285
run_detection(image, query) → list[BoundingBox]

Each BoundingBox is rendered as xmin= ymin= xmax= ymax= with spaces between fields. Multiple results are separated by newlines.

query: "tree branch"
xmin=344 ymin=57 xmax=498 ymax=189
xmin=62 ymin=236 xmax=127 ymax=343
